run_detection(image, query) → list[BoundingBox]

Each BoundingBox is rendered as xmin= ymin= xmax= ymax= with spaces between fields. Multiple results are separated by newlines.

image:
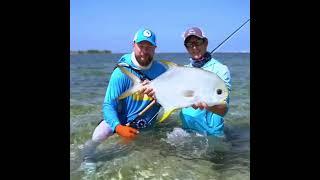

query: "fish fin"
xmin=158 ymin=107 xmax=178 ymax=123
xmin=160 ymin=60 xmax=178 ymax=68
xmin=117 ymin=65 xmax=141 ymax=83
xmin=118 ymin=88 xmax=141 ymax=99
xmin=117 ymin=66 xmax=142 ymax=100
xmin=182 ymin=90 xmax=194 ymax=97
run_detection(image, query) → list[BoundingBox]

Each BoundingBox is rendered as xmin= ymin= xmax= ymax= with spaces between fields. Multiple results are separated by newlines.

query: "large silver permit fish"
xmin=117 ymin=60 xmax=229 ymax=123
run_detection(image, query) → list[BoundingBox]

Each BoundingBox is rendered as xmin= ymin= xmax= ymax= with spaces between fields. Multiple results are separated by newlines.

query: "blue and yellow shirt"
xmin=102 ymin=53 xmax=167 ymax=132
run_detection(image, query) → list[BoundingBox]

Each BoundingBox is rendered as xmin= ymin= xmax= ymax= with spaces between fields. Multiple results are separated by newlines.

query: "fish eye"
xmin=216 ymin=89 xmax=222 ymax=95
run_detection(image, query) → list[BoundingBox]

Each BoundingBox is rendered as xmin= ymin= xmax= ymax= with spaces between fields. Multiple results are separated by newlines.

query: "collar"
xmin=190 ymin=52 xmax=212 ymax=68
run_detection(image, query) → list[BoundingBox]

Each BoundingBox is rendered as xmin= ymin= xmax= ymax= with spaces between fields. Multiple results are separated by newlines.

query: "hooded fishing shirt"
xmin=102 ymin=53 xmax=167 ymax=132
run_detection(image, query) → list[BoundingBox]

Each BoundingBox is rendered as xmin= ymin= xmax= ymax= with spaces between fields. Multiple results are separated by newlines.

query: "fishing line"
xmin=210 ymin=19 xmax=250 ymax=54
xmin=132 ymin=19 xmax=250 ymax=127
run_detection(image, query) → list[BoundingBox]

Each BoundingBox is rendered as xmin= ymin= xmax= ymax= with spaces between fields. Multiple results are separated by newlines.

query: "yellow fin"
xmin=159 ymin=60 xmax=178 ymax=68
xmin=117 ymin=66 xmax=141 ymax=83
xmin=158 ymin=107 xmax=178 ymax=123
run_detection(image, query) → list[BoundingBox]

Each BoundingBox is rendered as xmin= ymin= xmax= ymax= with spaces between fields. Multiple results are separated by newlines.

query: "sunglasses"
xmin=184 ymin=39 xmax=205 ymax=48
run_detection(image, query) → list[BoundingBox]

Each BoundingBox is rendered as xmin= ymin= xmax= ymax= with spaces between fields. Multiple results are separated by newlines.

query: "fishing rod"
xmin=210 ymin=19 xmax=250 ymax=54
xmin=129 ymin=19 xmax=250 ymax=128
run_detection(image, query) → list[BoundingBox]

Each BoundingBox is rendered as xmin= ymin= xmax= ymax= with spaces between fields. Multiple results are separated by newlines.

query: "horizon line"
xmin=70 ymin=50 xmax=250 ymax=53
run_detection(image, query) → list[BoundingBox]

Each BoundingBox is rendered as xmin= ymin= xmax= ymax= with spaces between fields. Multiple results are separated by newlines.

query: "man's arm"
xmin=192 ymin=101 xmax=228 ymax=116
xmin=102 ymin=68 xmax=129 ymax=132
xmin=208 ymin=103 xmax=228 ymax=116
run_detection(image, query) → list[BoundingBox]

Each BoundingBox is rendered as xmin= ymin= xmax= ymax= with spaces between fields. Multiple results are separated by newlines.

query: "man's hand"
xmin=139 ymin=80 xmax=156 ymax=99
xmin=192 ymin=102 xmax=227 ymax=116
xmin=192 ymin=102 xmax=209 ymax=110
xmin=115 ymin=124 xmax=139 ymax=139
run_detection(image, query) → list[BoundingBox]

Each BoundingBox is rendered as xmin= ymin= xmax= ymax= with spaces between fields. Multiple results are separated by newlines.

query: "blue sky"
xmin=70 ymin=0 xmax=250 ymax=53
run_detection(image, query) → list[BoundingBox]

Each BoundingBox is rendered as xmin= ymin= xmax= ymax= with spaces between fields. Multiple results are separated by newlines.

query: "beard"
xmin=137 ymin=54 xmax=153 ymax=67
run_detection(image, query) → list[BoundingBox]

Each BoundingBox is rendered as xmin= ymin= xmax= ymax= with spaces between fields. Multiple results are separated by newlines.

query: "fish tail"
xmin=118 ymin=66 xmax=142 ymax=100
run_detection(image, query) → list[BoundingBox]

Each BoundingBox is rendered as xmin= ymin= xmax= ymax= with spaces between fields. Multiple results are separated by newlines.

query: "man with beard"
xmin=82 ymin=28 xmax=166 ymax=168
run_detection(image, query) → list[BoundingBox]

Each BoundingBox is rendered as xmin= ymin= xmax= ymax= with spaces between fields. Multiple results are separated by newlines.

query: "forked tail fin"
xmin=117 ymin=66 xmax=142 ymax=99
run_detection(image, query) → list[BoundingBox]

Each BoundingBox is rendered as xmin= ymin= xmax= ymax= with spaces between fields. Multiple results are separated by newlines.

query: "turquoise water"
xmin=70 ymin=53 xmax=250 ymax=179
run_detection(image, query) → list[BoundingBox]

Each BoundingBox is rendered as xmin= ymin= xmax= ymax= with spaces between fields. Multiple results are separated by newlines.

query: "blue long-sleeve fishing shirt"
xmin=102 ymin=53 xmax=167 ymax=132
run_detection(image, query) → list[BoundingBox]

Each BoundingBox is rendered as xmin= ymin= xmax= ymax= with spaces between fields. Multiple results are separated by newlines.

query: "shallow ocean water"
xmin=70 ymin=53 xmax=250 ymax=179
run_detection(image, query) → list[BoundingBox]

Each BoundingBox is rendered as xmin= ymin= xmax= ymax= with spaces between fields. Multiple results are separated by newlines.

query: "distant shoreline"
xmin=70 ymin=51 xmax=249 ymax=55
xmin=70 ymin=50 xmax=112 ymax=55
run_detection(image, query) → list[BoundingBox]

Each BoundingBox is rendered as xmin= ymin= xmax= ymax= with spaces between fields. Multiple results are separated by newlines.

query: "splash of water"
xmin=162 ymin=128 xmax=210 ymax=159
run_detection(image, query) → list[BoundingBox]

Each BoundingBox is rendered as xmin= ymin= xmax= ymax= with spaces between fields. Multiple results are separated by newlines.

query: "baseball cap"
xmin=183 ymin=27 xmax=207 ymax=42
xmin=133 ymin=28 xmax=157 ymax=46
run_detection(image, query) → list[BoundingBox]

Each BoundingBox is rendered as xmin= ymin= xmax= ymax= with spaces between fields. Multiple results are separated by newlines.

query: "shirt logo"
xmin=143 ymin=30 xmax=152 ymax=37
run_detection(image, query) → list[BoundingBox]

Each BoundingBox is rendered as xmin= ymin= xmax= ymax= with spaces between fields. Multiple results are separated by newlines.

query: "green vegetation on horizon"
xmin=70 ymin=49 xmax=112 ymax=54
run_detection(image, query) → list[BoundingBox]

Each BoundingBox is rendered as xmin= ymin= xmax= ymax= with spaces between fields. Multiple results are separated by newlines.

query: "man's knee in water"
xmin=92 ymin=120 xmax=114 ymax=143
xmin=82 ymin=121 xmax=114 ymax=163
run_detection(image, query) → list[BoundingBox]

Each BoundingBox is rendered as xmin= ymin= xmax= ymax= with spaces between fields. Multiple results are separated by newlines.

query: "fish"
xmin=117 ymin=60 xmax=229 ymax=123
